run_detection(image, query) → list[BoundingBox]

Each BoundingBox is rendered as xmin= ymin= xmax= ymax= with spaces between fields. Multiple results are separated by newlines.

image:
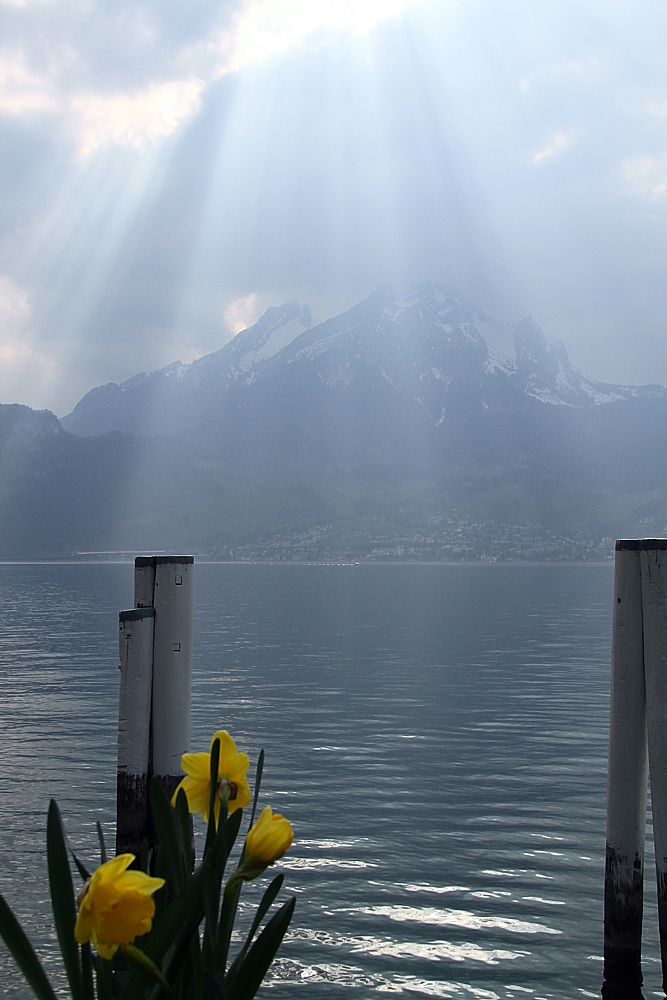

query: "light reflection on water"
xmin=0 ymin=562 xmax=660 ymax=998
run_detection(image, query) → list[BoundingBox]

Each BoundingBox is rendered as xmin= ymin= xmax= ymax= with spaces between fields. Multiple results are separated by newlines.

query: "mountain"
xmin=4 ymin=283 xmax=667 ymax=559
xmin=0 ymin=404 xmax=139 ymax=555
xmin=62 ymin=301 xmax=313 ymax=437
xmin=63 ymin=284 xmax=661 ymax=442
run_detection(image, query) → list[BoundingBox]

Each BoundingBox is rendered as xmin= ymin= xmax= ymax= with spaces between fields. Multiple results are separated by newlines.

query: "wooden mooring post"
xmin=116 ymin=556 xmax=194 ymax=857
xmin=604 ymin=539 xmax=667 ymax=995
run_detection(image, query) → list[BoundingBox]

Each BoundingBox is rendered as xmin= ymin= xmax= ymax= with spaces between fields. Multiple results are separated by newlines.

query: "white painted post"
xmin=116 ymin=607 xmax=155 ymax=856
xmin=604 ymin=540 xmax=648 ymax=990
xmin=640 ymin=540 xmax=667 ymax=992
xmin=116 ymin=555 xmax=194 ymax=856
xmin=151 ymin=556 xmax=194 ymax=798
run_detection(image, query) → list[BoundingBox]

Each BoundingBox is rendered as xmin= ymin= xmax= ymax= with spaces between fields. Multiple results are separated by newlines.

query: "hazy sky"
xmin=1 ymin=0 xmax=666 ymax=416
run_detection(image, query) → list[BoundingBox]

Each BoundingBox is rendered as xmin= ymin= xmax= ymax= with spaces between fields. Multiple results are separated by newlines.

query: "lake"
xmin=0 ymin=561 xmax=661 ymax=998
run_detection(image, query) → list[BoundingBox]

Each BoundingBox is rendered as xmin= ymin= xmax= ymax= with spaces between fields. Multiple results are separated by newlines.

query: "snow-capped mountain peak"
xmin=61 ymin=283 xmax=665 ymax=440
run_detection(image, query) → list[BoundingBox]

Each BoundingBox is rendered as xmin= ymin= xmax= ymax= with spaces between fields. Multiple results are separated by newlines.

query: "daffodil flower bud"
xmin=236 ymin=807 xmax=294 ymax=880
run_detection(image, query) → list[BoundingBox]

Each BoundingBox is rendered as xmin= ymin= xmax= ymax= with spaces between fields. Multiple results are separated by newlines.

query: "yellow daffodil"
xmin=244 ymin=807 xmax=293 ymax=868
xmin=171 ymin=729 xmax=250 ymax=826
xmin=74 ymin=854 xmax=165 ymax=960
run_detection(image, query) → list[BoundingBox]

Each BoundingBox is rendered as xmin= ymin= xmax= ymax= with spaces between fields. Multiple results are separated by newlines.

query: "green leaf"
xmin=93 ymin=954 xmax=113 ymax=1000
xmin=112 ymin=949 xmax=132 ymax=997
xmin=150 ymin=778 xmax=185 ymax=894
xmin=204 ymin=968 xmax=228 ymax=999
xmin=151 ymin=845 xmax=169 ymax=932
xmin=0 ymin=891 xmax=58 ymax=1000
xmin=232 ymin=750 xmax=263 ymax=875
xmin=225 ymin=875 xmax=283 ymax=986
xmin=81 ymin=943 xmax=95 ymax=1000
xmin=215 ymin=877 xmax=242 ymax=974
xmin=204 ymin=737 xmax=222 ymax=858
xmin=189 ymin=933 xmax=204 ymax=1000
xmin=201 ymin=862 xmax=220 ymax=970
xmin=46 ymin=799 xmax=83 ymax=1000
xmin=209 ymin=809 xmax=243 ymax=883
xmin=226 ymin=897 xmax=295 ymax=1000
xmin=121 ymin=944 xmax=172 ymax=996
xmin=119 ymin=860 xmax=209 ymax=1000
xmin=140 ymin=838 xmax=151 ymax=875
xmin=160 ymin=895 xmax=205 ymax=996
xmin=70 ymin=851 xmax=91 ymax=884
xmin=96 ymin=821 xmax=108 ymax=866
xmin=174 ymin=789 xmax=192 ymax=874
xmin=248 ymin=750 xmax=264 ymax=830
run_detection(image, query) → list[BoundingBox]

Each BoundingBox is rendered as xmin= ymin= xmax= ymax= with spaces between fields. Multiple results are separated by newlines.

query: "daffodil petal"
xmin=181 ymin=752 xmax=212 ymax=780
xmin=177 ymin=773 xmax=211 ymax=818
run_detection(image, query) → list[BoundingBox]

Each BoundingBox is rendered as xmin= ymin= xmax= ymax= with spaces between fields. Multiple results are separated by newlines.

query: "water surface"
xmin=0 ymin=562 xmax=660 ymax=998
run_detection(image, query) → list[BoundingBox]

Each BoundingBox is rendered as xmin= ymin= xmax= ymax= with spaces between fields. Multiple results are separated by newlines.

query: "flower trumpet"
xmin=74 ymin=854 xmax=165 ymax=960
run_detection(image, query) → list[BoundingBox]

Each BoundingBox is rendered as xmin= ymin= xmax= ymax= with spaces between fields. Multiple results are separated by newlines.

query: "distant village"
xmin=208 ymin=515 xmax=623 ymax=563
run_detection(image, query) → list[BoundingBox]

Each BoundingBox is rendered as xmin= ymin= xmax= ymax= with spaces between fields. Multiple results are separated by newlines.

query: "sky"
xmin=0 ymin=0 xmax=666 ymax=416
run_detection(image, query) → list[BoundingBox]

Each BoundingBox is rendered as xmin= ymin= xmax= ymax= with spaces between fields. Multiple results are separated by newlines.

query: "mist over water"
xmin=0 ymin=562 xmax=661 ymax=998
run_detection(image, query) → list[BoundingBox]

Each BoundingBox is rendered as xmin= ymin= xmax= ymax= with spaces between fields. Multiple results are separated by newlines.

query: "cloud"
xmin=224 ymin=293 xmax=262 ymax=333
xmin=212 ymin=0 xmax=418 ymax=75
xmin=70 ymin=76 xmax=207 ymax=159
xmin=0 ymin=47 xmax=208 ymax=158
xmin=520 ymin=57 xmax=603 ymax=93
xmin=622 ymin=155 xmax=667 ymax=198
xmin=0 ymin=50 xmax=57 ymax=115
xmin=0 ymin=276 xmax=60 ymax=406
xmin=0 ymin=0 xmax=418 ymax=159
xmin=533 ymin=131 xmax=570 ymax=164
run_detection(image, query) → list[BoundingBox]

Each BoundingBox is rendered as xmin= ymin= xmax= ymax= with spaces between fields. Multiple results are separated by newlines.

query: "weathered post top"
xmin=616 ymin=539 xmax=667 ymax=550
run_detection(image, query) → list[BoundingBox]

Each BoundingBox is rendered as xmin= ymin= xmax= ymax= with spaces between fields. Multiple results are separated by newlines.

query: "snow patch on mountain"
xmin=236 ymin=316 xmax=310 ymax=372
xmin=382 ymin=290 xmax=425 ymax=320
xmin=475 ymin=315 xmax=516 ymax=373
